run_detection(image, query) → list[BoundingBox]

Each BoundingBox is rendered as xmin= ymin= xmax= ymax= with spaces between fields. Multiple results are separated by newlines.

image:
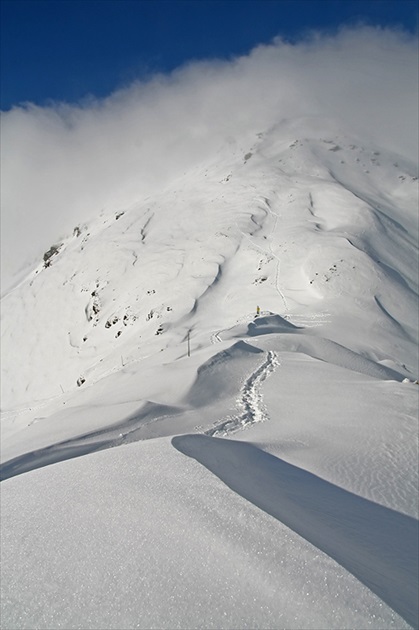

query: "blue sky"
xmin=1 ymin=0 xmax=418 ymax=110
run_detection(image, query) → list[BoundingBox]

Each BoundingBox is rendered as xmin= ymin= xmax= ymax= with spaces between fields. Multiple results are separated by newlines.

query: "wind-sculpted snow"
xmin=185 ymin=340 xmax=264 ymax=408
xmin=2 ymin=435 xmax=412 ymax=630
xmin=268 ymin=331 xmax=407 ymax=381
xmin=0 ymin=340 xmax=274 ymax=479
xmin=218 ymin=313 xmax=408 ymax=381
xmin=1 ymin=118 xmax=418 ymax=630
xmin=0 ymin=401 xmax=180 ymax=481
xmin=173 ymin=435 xmax=419 ymax=628
xmin=2 ymin=121 xmax=417 ymax=410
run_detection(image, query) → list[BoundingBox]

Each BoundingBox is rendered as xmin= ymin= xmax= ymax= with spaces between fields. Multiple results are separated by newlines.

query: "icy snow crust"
xmin=1 ymin=121 xmax=418 ymax=629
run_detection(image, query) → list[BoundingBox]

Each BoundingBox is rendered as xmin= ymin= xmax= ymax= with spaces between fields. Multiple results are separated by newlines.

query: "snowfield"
xmin=1 ymin=117 xmax=418 ymax=629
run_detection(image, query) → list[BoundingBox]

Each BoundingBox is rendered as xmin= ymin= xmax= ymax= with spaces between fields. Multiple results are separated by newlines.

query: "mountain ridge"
xmin=1 ymin=116 xmax=418 ymax=630
xmin=2 ymin=119 xmax=417 ymax=415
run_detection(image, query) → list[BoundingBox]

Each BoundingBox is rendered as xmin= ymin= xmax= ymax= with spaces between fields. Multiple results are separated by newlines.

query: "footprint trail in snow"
xmin=205 ymin=350 xmax=279 ymax=437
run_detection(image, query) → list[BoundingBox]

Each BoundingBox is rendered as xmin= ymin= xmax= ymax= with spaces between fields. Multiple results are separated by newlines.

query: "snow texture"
xmin=1 ymin=116 xmax=418 ymax=629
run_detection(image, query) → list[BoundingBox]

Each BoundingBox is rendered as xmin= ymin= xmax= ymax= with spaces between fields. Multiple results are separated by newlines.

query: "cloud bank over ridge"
xmin=1 ymin=26 xmax=418 ymax=292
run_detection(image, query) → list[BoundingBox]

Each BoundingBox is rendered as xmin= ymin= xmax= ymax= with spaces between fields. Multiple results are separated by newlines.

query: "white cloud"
xmin=1 ymin=26 xmax=417 ymax=292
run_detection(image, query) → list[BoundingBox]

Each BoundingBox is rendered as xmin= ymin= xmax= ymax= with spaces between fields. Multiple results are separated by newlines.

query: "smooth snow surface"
xmin=1 ymin=117 xmax=418 ymax=629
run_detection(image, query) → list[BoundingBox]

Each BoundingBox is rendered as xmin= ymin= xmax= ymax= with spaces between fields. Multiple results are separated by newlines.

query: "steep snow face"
xmin=1 ymin=118 xmax=417 ymax=412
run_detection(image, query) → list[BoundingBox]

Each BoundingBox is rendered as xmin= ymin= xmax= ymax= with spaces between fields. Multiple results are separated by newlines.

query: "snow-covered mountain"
xmin=1 ymin=116 xmax=418 ymax=629
xmin=2 ymin=118 xmax=418 ymax=410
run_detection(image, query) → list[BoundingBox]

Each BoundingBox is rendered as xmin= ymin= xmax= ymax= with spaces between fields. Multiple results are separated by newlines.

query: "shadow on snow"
xmin=0 ymin=402 xmax=179 ymax=481
xmin=172 ymin=434 xmax=418 ymax=628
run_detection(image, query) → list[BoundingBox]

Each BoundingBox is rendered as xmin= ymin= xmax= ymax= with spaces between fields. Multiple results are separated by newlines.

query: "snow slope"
xmin=1 ymin=117 xmax=418 ymax=629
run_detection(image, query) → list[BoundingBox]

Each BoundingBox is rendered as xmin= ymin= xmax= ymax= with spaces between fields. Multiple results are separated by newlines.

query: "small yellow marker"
xmin=256 ymin=305 xmax=260 ymax=316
